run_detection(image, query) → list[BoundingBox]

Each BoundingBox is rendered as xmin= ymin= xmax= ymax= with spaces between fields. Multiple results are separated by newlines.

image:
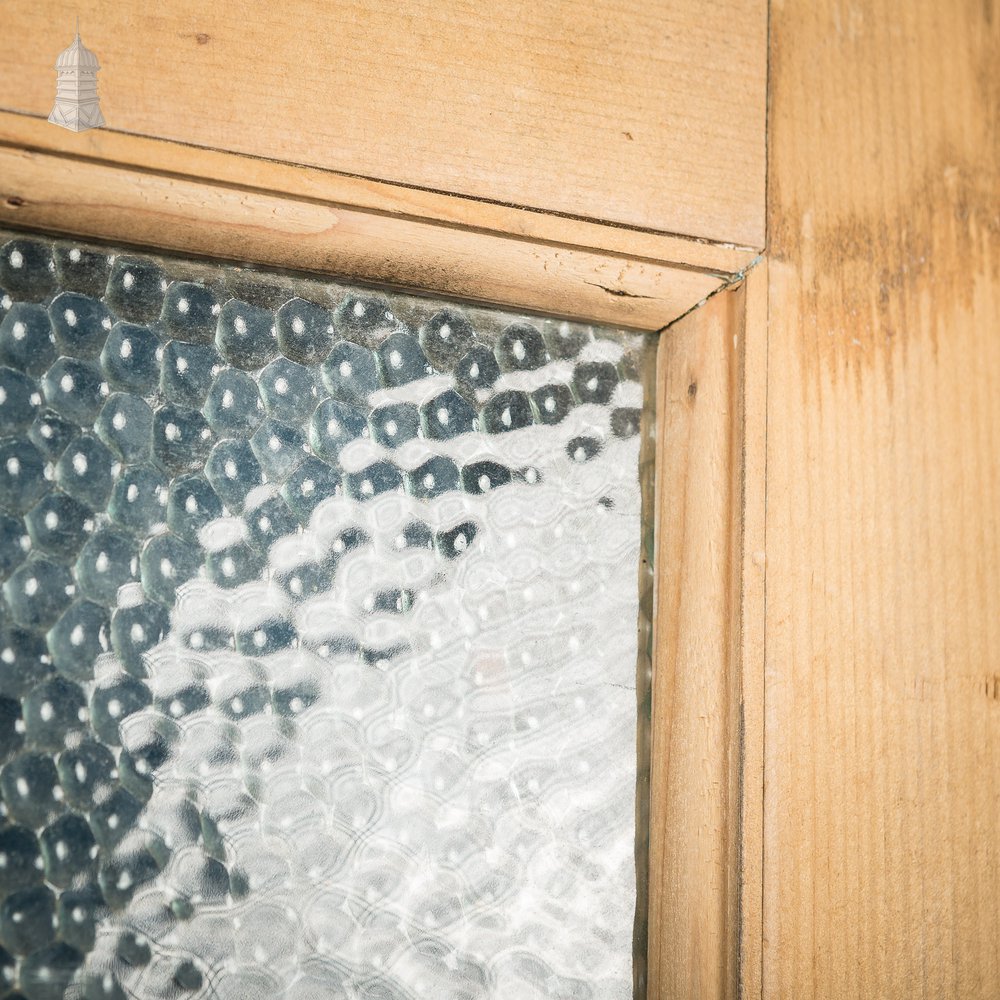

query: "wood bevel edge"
xmin=0 ymin=110 xmax=760 ymax=279
xmin=646 ymin=265 xmax=766 ymax=999
xmin=0 ymin=144 xmax=727 ymax=330
xmin=648 ymin=286 xmax=734 ymax=998
xmin=684 ymin=264 xmax=767 ymax=1000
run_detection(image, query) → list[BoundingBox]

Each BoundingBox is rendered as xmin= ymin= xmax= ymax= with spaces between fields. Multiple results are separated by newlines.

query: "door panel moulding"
xmin=0 ymin=112 xmax=762 ymax=332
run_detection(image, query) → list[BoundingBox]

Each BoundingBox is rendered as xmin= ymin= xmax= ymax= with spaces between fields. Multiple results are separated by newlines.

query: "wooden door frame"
xmin=8 ymin=1 xmax=1000 ymax=997
xmin=0 ymin=5 xmax=771 ymax=995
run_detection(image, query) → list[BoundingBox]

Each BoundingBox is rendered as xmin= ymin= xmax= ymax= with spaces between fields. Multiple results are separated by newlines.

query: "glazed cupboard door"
xmin=0 ymin=4 xmax=767 ymax=1000
xmin=2 ymin=1 xmax=1000 ymax=1000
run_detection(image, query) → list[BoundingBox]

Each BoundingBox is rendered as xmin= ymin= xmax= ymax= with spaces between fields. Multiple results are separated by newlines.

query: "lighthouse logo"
xmin=48 ymin=20 xmax=106 ymax=132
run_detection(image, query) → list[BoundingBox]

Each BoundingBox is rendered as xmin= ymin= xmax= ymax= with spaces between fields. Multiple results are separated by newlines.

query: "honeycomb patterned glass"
xmin=0 ymin=231 xmax=654 ymax=1000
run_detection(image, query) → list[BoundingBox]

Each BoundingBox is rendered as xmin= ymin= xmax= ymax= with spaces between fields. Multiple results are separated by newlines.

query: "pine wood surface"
xmin=761 ymin=1 xmax=1000 ymax=995
xmin=0 ymin=0 xmax=766 ymax=250
xmin=0 ymin=111 xmax=759 ymax=278
xmin=0 ymin=142 xmax=729 ymax=329
xmin=649 ymin=272 xmax=767 ymax=1000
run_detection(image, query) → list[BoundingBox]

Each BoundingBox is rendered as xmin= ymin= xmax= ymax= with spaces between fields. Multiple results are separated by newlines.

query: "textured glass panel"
xmin=0 ymin=231 xmax=654 ymax=1000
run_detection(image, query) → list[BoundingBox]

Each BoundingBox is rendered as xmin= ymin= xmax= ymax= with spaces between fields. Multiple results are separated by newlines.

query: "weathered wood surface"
xmin=761 ymin=1 xmax=1000 ymax=995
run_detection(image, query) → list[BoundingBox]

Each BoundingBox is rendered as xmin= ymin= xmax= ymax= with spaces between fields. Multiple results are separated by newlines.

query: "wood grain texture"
xmin=0 ymin=0 xmax=766 ymax=249
xmin=0 ymin=144 xmax=726 ymax=330
xmin=0 ymin=111 xmax=759 ymax=278
xmin=648 ymin=272 xmax=766 ymax=999
xmin=763 ymin=1 xmax=1000 ymax=996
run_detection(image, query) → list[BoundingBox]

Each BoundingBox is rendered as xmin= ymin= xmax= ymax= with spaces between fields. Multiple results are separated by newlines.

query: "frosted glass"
xmin=0 ymin=231 xmax=654 ymax=1000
